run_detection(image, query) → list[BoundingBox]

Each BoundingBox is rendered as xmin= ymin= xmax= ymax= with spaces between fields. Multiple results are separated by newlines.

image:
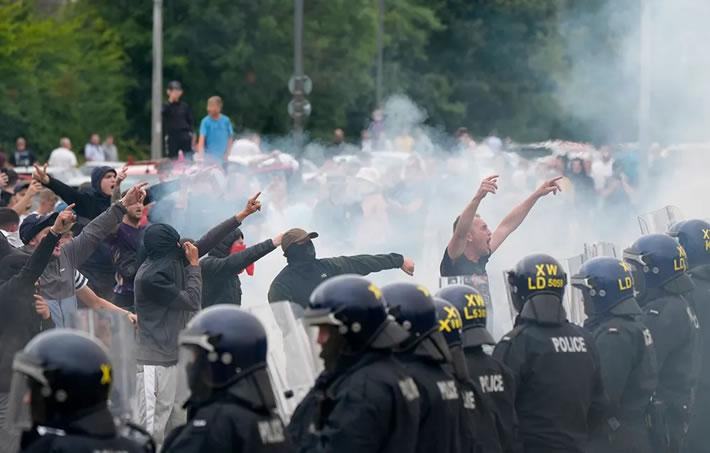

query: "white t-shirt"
xmin=48 ymin=147 xmax=78 ymax=168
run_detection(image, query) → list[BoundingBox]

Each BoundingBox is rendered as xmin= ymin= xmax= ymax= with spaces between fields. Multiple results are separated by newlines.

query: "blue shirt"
xmin=199 ymin=114 xmax=234 ymax=157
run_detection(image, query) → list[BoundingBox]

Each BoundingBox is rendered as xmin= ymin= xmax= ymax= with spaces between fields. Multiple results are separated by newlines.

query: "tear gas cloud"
xmin=152 ymin=0 xmax=710 ymax=339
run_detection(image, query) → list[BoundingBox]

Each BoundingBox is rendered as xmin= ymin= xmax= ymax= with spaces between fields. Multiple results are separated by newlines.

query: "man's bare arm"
xmin=490 ymin=177 xmax=562 ymax=253
xmin=447 ymin=175 xmax=499 ymax=260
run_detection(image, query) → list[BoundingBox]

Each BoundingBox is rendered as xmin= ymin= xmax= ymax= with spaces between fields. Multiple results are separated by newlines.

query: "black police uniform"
xmin=20 ymin=406 xmax=148 ymax=453
xmin=383 ymin=282 xmax=464 ymax=453
xmin=584 ymin=299 xmax=657 ymax=453
xmin=397 ymin=354 xmax=465 ymax=453
xmin=162 ymin=377 xmax=290 ymax=453
xmin=668 ymin=219 xmax=710 ymax=453
xmin=638 ymin=290 xmax=699 ymax=449
xmin=624 ymin=233 xmax=700 ymax=452
xmin=493 ymin=300 xmax=605 ymax=453
xmin=436 ymin=284 xmax=518 ymax=453
xmin=287 ymin=275 xmax=421 ymax=453
xmin=288 ymin=351 xmax=421 ymax=453
xmin=464 ymin=347 xmax=519 ymax=453
xmin=685 ymin=274 xmax=710 ymax=453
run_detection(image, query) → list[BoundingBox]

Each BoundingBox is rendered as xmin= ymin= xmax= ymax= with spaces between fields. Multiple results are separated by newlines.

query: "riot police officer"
xmin=437 ymin=284 xmax=520 ymax=453
xmin=667 ymin=220 xmax=710 ymax=453
xmin=8 ymin=329 xmax=152 ymax=452
xmin=571 ymin=257 xmax=658 ymax=453
xmin=623 ymin=234 xmax=699 ymax=452
xmin=433 ymin=296 xmax=504 ymax=453
xmin=493 ymin=253 xmax=605 ymax=453
xmin=287 ymin=275 xmax=420 ymax=453
xmin=162 ymin=305 xmax=290 ymax=452
xmin=381 ymin=282 xmax=463 ymax=453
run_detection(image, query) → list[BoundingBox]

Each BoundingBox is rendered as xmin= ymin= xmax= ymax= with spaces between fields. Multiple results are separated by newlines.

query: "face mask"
xmin=287 ymin=241 xmax=316 ymax=262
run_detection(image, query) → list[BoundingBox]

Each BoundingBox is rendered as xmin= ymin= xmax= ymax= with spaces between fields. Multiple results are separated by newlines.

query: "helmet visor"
xmin=6 ymin=353 xmax=46 ymax=432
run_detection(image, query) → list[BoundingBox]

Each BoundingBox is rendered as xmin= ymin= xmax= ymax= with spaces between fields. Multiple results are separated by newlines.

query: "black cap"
xmin=167 ymin=80 xmax=182 ymax=90
xmin=20 ymin=213 xmax=58 ymax=244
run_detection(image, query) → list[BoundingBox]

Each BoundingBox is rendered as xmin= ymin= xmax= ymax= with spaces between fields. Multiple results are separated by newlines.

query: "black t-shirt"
xmin=162 ymin=100 xmax=194 ymax=135
xmin=440 ymin=249 xmax=489 ymax=277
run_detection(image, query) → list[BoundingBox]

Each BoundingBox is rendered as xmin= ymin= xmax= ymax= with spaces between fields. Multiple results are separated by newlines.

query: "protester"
xmin=84 ymin=133 xmax=105 ymax=161
xmin=0 ymin=168 xmax=18 ymax=207
xmin=106 ymin=191 xmax=145 ymax=312
xmin=34 ymin=164 xmax=119 ymax=298
xmin=134 ymin=192 xmax=261 ymax=445
xmin=0 ymin=209 xmax=74 ymax=451
xmin=34 ymin=188 xmax=58 ymax=215
xmin=267 ymin=228 xmax=416 ymax=307
xmin=441 ymin=175 xmax=562 ymax=277
xmin=201 ymin=229 xmax=283 ymax=307
xmin=8 ymin=137 xmax=37 ymax=167
xmin=196 ymin=96 xmax=234 ymax=162
xmin=8 ymin=180 xmax=42 ymax=218
xmin=103 ymin=134 xmax=119 ymax=161
xmin=48 ymin=137 xmax=78 ymax=168
xmin=0 ymin=207 xmax=21 ymax=247
xmin=162 ymin=80 xmax=194 ymax=158
xmin=18 ymin=183 xmax=146 ymax=327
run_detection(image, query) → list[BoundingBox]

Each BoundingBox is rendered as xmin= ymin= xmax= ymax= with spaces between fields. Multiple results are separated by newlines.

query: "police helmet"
xmin=506 ymin=253 xmax=567 ymax=312
xmin=306 ymin=275 xmax=408 ymax=351
xmin=433 ymin=297 xmax=463 ymax=348
xmin=571 ymin=257 xmax=636 ymax=315
xmin=668 ymin=219 xmax=710 ymax=271
xmin=9 ymin=329 xmax=113 ymax=426
xmin=382 ymin=282 xmax=451 ymax=362
xmin=623 ymin=234 xmax=694 ymax=298
xmin=436 ymin=284 xmax=495 ymax=347
xmin=179 ymin=305 xmax=267 ymax=393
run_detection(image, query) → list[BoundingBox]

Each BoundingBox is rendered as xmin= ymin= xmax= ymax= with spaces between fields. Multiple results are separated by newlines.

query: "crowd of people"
xmin=0 ymin=80 xmax=706 ymax=453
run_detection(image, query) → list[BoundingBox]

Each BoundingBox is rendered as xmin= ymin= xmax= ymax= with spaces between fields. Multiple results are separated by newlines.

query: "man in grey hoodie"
xmin=18 ymin=183 xmax=147 ymax=327
xmin=134 ymin=192 xmax=262 ymax=445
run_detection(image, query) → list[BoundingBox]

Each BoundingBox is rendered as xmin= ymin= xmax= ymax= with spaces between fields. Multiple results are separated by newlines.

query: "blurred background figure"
xmin=48 ymin=137 xmax=78 ymax=169
xmin=84 ymin=133 xmax=104 ymax=162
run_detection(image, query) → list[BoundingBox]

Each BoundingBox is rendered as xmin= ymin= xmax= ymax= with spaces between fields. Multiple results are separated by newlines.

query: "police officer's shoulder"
xmin=497 ymin=324 xmax=528 ymax=344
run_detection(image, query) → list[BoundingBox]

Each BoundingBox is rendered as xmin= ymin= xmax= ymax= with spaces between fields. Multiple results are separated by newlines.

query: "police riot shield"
xmin=565 ymin=241 xmax=619 ymax=326
xmin=638 ymin=205 xmax=684 ymax=234
xmin=565 ymin=254 xmax=587 ymax=326
xmin=500 ymin=271 xmax=519 ymax=325
xmin=244 ymin=302 xmax=321 ymax=422
xmin=68 ymin=309 xmax=137 ymax=423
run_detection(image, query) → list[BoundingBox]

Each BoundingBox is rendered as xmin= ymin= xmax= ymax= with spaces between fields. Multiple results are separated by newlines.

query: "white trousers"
xmin=136 ymin=364 xmax=187 ymax=446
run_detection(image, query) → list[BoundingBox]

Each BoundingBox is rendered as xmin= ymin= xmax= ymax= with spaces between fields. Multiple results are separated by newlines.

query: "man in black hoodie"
xmin=267 ymin=228 xmax=415 ymax=307
xmin=134 ymin=192 xmax=261 ymax=445
xmin=33 ymin=162 xmax=181 ymax=299
xmin=0 ymin=207 xmax=74 ymax=451
xmin=201 ymin=228 xmax=283 ymax=306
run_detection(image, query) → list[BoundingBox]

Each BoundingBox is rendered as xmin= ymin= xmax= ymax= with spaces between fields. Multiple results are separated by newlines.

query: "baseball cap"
xmin=281 ymin=228 xmax=318 ymax=252
xmin=167 ymin=80 xmax=182 ymax=90
xmin=20 ymin=212 xmax=58 ymax=245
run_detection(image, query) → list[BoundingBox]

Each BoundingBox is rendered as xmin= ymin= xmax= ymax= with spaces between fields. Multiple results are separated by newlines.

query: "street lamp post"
xmin=289 ymin=0 xmax=311 ymax=152
xmin=151 ymin=0 xmax=163 ymax=160
xmin=376 ymin=0 xmax=384 ymax=106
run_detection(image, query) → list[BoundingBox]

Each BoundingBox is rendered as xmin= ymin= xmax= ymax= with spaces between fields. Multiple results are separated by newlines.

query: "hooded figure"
xmin=41 ymin=166 xmax=117 ymax=298
xmin=200 ymin=228 xmax=277 ymax=306
xmin=133 ymin=212 xmax=244 ymax=445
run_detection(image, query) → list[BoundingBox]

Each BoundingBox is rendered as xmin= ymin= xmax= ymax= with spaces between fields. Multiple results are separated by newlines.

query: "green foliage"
xmin=0 ymin=0 xmax=637 ymax=150
xmin=0 ymin=1 xmax=130 ymax=158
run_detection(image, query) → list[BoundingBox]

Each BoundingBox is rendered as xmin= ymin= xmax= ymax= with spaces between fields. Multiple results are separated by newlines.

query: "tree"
xmin=0 ymin=1 xmax=130 ymax=157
